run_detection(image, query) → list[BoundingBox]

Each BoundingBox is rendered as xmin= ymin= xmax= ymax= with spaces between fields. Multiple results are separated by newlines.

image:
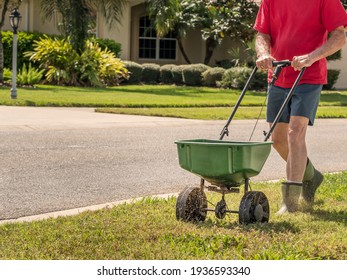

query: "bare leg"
xmin=270 ymin=116 xmax=309 ymax=181
xmin=286 ymin=116 xmax=309 ymax=181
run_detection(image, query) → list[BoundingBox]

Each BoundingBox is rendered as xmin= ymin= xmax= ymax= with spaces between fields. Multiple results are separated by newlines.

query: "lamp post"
xmin=9 ymin=8 xmax=22 ymax=99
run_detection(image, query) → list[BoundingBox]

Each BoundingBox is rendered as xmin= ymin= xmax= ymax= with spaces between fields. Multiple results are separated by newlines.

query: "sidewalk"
xmin=0 ymin=106 xmax=205 ymax=131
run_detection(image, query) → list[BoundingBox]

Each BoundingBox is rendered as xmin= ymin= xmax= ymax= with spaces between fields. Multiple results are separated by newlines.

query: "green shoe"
xmin=302 ymin=169 xmax=323 ymax=204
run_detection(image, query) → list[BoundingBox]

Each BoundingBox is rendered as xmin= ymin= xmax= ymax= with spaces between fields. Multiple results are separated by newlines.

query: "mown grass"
xmin=0 ymin=172 xmax=346 ymax=260
xmin=1 ymin=85 xmax=347 ymax=109
xmin=96 ymin=106 xmax=347 ymax=120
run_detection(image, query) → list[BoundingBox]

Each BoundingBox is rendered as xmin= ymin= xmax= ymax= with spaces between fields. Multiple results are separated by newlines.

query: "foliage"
xmin=2 ymin=68 xmax=12 ymax=81
xmin=25 ymin=35 xmax=128 ymax=87
xmin=220 ymin=67 xmax=267 ymax=90
xmin=1 ymin=31 xmax=46 ymax=69
xmin=146 ymin=0 xmax=259 ymax=65
xmin=171 ymin=65 xmax=184 ymax=85
xmin=123 ymin=61 xmax=143 ymax=84
xmin=141 ymin=63 xmax=160 ymax=84
xmin=182 ymin=64 xmax=211 ymax=86
xmin=228 ymin=40 xmax=257 ymax=67
xmin=39 ymin=0 xmax=127 ymax=53
xmin=93 ymin=38 xmax=122 ymax=57
xmin=160 ymin=64 xmax=176 ymax=84
xmin=17 ymin=63 xmax=44 ymax=86
xmin=324 ymin=69 xmax=341 ymax=90
xmin=79 ymin=41 xmax=128 ymax=86
xmin=202 ymin=67 xmax=225 ymax=87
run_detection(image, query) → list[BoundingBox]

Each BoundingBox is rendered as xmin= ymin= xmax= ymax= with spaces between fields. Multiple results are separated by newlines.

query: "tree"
xmin=192 ymin=0 xmax=258 ymax=65
xmin=146 ymin=0 xmax=258 ymax=65
xmin=39 ymin=0 xmax=126 ymax=54
xmin=0 ymin=0 xmax=22 ymax=83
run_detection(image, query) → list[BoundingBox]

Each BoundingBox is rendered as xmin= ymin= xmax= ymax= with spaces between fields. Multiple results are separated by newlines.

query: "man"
xmin=254 ymin=0 xmax=347 ymax=214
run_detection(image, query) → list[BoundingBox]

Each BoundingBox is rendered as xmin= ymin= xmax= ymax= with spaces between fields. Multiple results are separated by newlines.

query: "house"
xmin=3 ymin=0 xmax=347 ymax=89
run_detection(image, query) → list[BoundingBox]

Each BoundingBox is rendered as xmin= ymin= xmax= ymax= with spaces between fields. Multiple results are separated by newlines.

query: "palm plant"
xmin=146 ymin=0 xmax=192 ymax=64
xmin=39 ymin=0 xmax=126 ymax=54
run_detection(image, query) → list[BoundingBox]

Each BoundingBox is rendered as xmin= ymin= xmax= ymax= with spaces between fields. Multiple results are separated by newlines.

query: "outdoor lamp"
xmin=9 ymin=8 xmax=22 ymax=33
xmin=9 ymin=8 xmax=22 ymax=99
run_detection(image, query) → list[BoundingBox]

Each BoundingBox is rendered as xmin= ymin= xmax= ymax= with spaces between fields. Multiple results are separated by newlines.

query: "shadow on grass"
xmin=309 ymin=208 xmax=347 ymax=226
xmin=196 ymin=218 xmax=301 ymax=234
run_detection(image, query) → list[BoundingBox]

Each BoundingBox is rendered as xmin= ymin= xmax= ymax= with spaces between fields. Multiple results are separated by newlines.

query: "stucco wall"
xmin=328 ymin=39 xmax=347 ymax=89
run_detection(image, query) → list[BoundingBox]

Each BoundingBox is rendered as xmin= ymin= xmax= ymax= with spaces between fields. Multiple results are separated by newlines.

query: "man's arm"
xmin=255 ymin=32 xmax=274 ymax=70
xmin=292 ymin=26 xmax=346 ymax=71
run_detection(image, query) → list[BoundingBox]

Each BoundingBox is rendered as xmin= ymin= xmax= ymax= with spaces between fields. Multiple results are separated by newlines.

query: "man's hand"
xmin=255 ymin=32 xmax=275 ymax=71
xmin=291 ymin=54 xmax=314 ymax=71
xmin=256 ymin=54 xmax=275 ymax=71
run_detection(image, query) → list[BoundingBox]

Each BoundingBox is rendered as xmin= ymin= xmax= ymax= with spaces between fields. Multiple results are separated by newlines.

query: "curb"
xmin=0 ymin=193 xmax=179 ymax=225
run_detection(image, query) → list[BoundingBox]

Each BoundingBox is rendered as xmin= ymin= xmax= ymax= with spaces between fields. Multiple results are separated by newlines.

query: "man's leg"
xmin=286 ymin=116 xmax=309 ymax=182
xmin=270 ymin=117 xmax=309 ymax=214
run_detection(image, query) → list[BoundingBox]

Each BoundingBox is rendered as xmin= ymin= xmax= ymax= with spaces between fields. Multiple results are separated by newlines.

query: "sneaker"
xmin=302 ymin=169 xmax=323 ymax=204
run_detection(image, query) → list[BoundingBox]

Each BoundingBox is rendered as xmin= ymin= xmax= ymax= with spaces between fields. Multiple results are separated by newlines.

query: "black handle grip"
xmin=272 ymin=60 xmax=291 ymax=67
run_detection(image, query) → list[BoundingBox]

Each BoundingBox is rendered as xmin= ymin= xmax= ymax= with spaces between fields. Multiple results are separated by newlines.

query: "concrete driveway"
xmin=0 ymin=106 xmax=346 ymax=221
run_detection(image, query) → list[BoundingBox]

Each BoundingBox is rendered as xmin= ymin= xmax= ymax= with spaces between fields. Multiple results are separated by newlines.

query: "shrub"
xmin=202 ymin=67 xmax=225 ymax=87
xmin=182 ymin=64 xmax=211 ymax=86
xmin=171 ymin=65 xmax=184 ymax=85
xmin=3 ymin=68 xmax=12 ymax=81
xmin=324 ymin=69 xmax=340 ymax=90
xmin=160 ymin=64 xmax=176 ymax=84
xmin=25 ymin=36 xmax=128 ymax=87
xmin=79 ymin=41 xmax=128 ymax=86
xmin=123 ymin=61 xmax=143 ymax=84
xmin=17 ymin=63 xmax=45 ymax=86
xmin=220 ymin=67 xmax=267 ymax=90
xmin=2 ymin=31 xmax=46 ymax=69
xmin=215 ymin=59 xmax=234 ymax=69
xmin=94 ymin=38 xmax=122 ymax=57
xmin=25 ymin=35 xmax=79 ymax=85
xmin=141 ymin=63 xmax=160 ymax=84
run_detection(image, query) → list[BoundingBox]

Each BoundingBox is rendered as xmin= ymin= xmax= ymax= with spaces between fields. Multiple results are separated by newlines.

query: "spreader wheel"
xmin=239 ymin=191 xmax=270 ymax=224
xmin=176 ymin=186 xmax=207 ymax=222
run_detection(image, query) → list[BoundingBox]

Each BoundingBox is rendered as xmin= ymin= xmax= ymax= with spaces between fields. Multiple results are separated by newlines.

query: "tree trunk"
xmin=204 ymin=37 xmax=218 ymax=65
xmin=177 ymin=37 xmax=191 ymax=64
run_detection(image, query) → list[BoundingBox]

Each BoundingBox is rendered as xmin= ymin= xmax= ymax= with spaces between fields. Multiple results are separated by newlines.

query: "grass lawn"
xmin=0 ymin=172 xmax=346 ymax=260
xmin=1 ymin=84 xmax=347 ymax=119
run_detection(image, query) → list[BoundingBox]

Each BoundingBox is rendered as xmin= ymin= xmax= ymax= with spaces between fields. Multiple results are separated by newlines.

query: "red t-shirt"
xmin=254 ymin=0 xmax=347 ymax=87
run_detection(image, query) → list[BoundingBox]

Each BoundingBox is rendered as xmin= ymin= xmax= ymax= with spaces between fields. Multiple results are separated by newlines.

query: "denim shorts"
xmin=266 ymin=84 xmax=322 ymax=126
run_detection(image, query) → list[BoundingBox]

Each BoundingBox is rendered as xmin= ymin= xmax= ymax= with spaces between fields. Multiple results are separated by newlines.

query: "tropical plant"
xmin=25 ymin=36 xmax=128 ymax=87
xmin=79 ymin=40 xmax=129 ymax=86
xmin=17 ymin=63 xmax=44 ymax=86
xmin=39 ymin=0 xmax=126 ymax=54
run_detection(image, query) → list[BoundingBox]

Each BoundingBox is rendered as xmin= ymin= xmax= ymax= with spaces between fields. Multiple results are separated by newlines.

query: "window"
xmin=138 ymin=16 xmax=177 ymax=60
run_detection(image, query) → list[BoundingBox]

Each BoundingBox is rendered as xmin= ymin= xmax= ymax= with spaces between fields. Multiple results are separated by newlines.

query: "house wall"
xmin=328 ymin=32 xmax=347 ymax=89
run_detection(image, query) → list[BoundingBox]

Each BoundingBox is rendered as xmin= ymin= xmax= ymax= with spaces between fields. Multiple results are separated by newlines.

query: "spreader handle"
xmin=272 ymin=60 xmax=291 ymax=67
